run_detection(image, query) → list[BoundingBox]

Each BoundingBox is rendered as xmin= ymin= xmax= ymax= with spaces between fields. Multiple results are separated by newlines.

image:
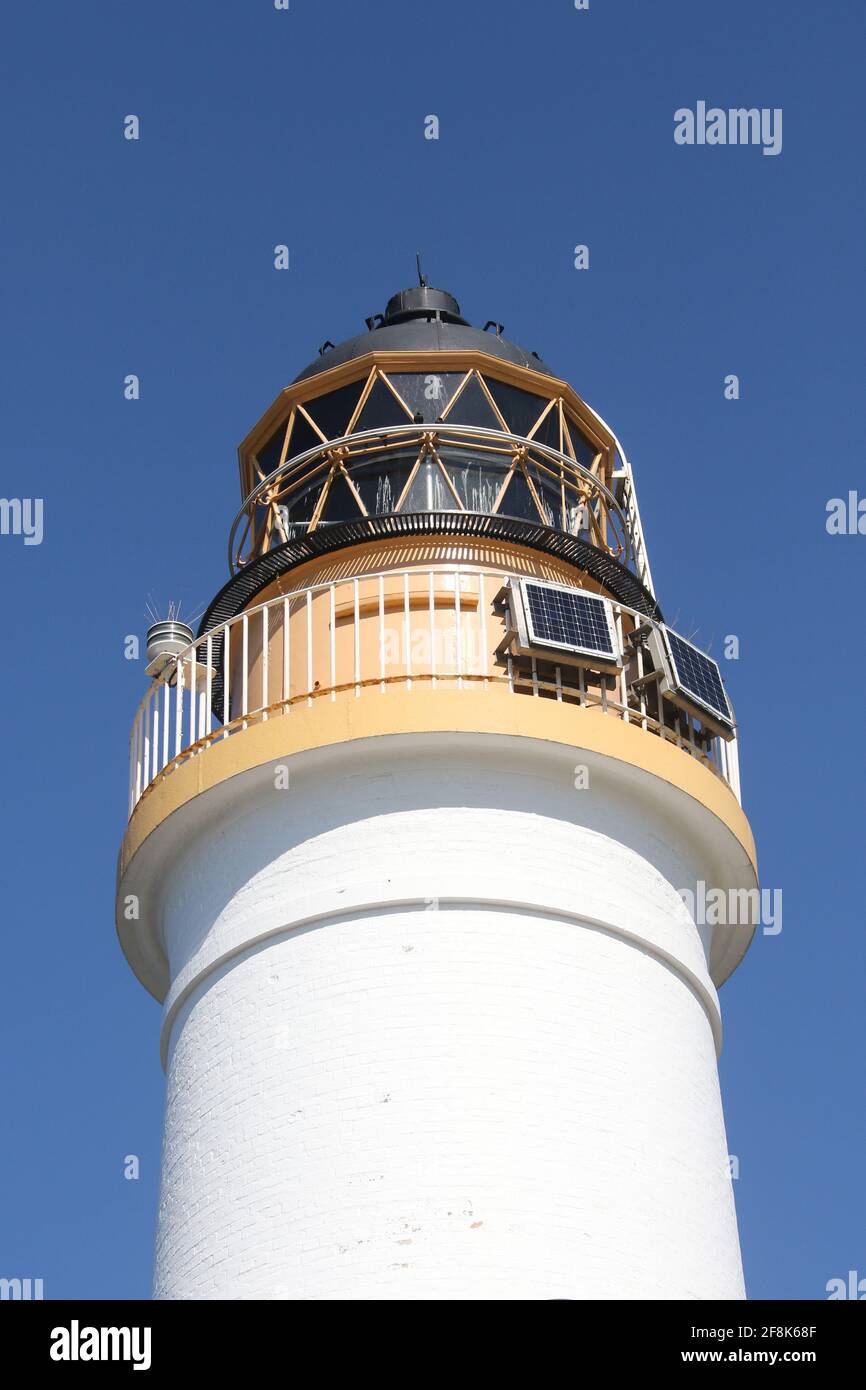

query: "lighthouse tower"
xmin=118 ymin=282 xmax=757 ymax=1301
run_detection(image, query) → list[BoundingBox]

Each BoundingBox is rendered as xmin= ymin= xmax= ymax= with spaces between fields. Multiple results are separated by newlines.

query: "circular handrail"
xmin=228 ymin=422 xmax=635 ymax=575
xmin=128 ymin=565 xmax=737 ymax=818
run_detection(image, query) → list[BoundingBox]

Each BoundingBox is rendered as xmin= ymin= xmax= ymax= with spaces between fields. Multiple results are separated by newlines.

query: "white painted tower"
xmin=118 ymin=282 xmax=757 ymax=1300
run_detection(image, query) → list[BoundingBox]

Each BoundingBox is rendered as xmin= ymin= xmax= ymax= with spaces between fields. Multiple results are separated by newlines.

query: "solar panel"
xmin=662 ymin=628 xmax=733 ymax=727
xmin=521 ymin=581 xmax=617 ymax=660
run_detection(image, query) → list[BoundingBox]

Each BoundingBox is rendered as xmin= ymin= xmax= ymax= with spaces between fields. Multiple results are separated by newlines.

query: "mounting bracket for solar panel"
xmin=626 ymin=620 xmax=654 ymax=646
xmin=628 ymin=669 xmax=663 ymax=691
xmin=647 ymin=626 xmax=735 ymax=740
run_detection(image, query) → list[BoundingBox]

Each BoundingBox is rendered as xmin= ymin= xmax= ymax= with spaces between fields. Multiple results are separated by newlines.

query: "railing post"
xmin=718 ymin=737 xmax=729 ymax=783
xmin=205 ymin=634 xmax=213 ymax=738
xmin=478 ymin=572 xmax=488 ymax=685
xmin=142 ymin=690 xmax=151 ymax=790
xmin=353 ymin=577 xmax=360 ymax=697
xmin=129 ymin=715 xmax=138 ymax=814
xmin=152 ymin=695 xmax=159 ymax=783
xmin=262 ymin=604 xmax=269 ymax=720
xmin=455 ymin=570 xmax=463 ymax=688
xmin=403 ymin=572 xmax=411 ymax=690
xmin=128 ymin=726 xmax=134 ymax=816
xmin=728 ymin=735 xmax=742 ymax=803
xmin=635 ymin=638 xmax=647 ymax=730
xmin=379 ymin=575 xmax=386 ymax=693
xmin=136 ymin=707 xmax=144 ymax=801
xmin=161 ymin=678 xmax=170 ymax=770
xmin=428 ymin=571 xmax=436 ymax=688
xmin=306 ymin=590 xmax=313 ymax=706
xmin=222 ymin=623 xmax=231 ymax=738
xmin=138 ymin=703 xmax=145 ymax=797
xmin=241 ymin=612 xmax=249 ymax=727
xmin=615 ymin=609 xmax=628 ymax=720
xmin=329 ymin=585 xmax=336 ymax=701
xmin=174 ymin=655 xmax=184 ymax=758
xmin=189 ymin=641 xmax=197 ymax=747
xmin=283 ymin=596 xmax=290 ymax=711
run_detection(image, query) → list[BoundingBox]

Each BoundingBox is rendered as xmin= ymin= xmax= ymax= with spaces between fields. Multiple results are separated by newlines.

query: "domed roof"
xmin=293 ymin=283 xmax=554 ymax=383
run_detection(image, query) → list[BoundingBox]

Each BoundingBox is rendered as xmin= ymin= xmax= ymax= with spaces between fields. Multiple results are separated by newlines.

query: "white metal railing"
xmin=128 ymin=567 xmax=740 ymax=818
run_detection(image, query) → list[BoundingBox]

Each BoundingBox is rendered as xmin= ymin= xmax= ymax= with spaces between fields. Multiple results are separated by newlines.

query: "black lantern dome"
xmin=294 ymin=285 xmax=554 ymax=383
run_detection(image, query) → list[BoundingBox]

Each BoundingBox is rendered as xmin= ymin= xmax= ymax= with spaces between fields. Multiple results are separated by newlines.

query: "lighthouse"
xmin=117 ymin=280 xmax=758 ymax=1301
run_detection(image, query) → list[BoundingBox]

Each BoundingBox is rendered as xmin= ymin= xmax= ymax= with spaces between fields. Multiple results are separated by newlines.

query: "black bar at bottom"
xmin=1 ymin=1298 xmax=859 ymax=1373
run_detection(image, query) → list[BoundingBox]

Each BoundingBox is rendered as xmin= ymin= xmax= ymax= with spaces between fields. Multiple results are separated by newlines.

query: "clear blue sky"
xmin=1 ymin=0 xmax=863 ymax=1300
